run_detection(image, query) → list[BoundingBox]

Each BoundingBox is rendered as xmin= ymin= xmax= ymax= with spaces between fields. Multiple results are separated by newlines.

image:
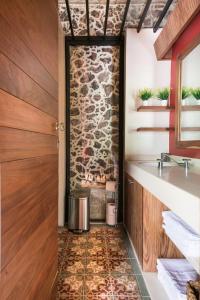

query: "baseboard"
xmin=123 ymin=224 xmax=143 ymax=269
xmin=123 ymin=224 xmax=169 ymax=300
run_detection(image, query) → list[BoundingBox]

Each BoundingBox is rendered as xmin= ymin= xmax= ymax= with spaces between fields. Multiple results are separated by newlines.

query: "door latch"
xmin=55 ymin=122 xmax=65 ymax=131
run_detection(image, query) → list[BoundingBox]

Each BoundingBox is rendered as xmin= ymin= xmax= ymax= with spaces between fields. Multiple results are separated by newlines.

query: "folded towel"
xmin=158 ymin=272 xmax=185 ymax=300
xmin=162 ymin=211 xmax=200 ymax=241
xmin=157 ymin=259 xmax=200 ymax=300
xmin=163 ymin=224 xmax=200 ymax=258
xmin=187 ymin=280 xmax=200 ymax=300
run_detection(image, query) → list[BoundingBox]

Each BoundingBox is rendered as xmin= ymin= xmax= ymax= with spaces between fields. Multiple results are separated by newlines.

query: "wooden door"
xmin=0 ymin=1 xmax=58 ymax=299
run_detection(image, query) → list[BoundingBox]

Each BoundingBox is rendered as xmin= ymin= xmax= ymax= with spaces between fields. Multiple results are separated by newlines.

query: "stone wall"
xmin=70 ymin=45 xmax=119 ymax=191
xmin=58 ymin=1 xmax=177 ymax=36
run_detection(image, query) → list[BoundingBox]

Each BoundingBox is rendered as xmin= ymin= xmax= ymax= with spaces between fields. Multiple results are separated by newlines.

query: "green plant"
xmin=182 ymin=87 xmax=190 ymax=99
xmin=138 ymin=88 xmax=153 ymax=101
xmin=157 ymin=88 xmax=169 ymax=100
xmin=191 ymin=88 xmax=200 ymax=100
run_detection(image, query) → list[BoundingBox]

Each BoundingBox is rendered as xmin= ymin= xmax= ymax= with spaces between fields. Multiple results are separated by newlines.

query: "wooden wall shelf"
xmin=135 ymin=127 xmax=200 ymax=132
xmin=181 ymin=105 xmax=200 ymax=111
xmin=137 ymin=106 xmax=174 ymax=112
xmin=182 ymin=127 xmax=200 ymax=132
xmin=136 ymin=127 xmax=174 ymax=132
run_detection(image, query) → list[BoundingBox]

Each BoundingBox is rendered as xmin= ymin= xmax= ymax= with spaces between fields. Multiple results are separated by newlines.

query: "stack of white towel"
xmin=157 ymin=259 xmax=200 ymax=300
xmin=162 ymin=211 xmax=200 ymax=258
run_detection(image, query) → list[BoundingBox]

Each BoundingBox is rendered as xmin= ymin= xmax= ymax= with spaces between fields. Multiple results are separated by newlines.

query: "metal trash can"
xmin=68 ymin=188 xmax=90 ymax=232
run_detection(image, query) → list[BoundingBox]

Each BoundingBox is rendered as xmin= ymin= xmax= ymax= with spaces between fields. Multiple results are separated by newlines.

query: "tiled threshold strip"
xmin=57 ymin=225 xmax=151 ymax=300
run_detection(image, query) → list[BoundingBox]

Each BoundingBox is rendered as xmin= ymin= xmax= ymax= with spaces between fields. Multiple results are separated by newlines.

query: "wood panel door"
xmin=0 ymin=1 xmax=58 ymax=299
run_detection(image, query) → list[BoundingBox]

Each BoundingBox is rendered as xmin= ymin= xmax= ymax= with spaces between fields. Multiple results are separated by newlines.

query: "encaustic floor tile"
xmin=84 ymin=274 xmax=113 ymax=297
xmin=86 ymin=257 xmax=110 ymax=274
xmin=110 ymin=274 xmax=141 ymax=297
xmin=57 ymin=225 xmax=150 ymax=299
xmin=57 ymin=274 xmax=84 ymax=299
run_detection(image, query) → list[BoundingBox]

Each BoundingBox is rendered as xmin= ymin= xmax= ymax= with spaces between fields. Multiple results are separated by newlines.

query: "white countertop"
xmin=126 ymin=160 xmax=200 ymax=235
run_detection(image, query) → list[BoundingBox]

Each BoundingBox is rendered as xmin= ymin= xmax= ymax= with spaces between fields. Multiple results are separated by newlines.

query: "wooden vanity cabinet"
xmin=125 ymin=173 xmax=182 ymax=272
xmin=125 ymin=174 xmax=143 ymax=265
xmin=124 ymin=174 xmax=133 ymax=236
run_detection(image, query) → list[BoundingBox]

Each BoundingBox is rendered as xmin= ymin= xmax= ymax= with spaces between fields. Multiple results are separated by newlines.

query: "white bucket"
xmin=106 ymin=203 xmax=116 ymax=226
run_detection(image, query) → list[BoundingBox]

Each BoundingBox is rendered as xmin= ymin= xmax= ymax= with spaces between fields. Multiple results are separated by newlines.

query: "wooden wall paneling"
xmin=33 ymin=253 xmax=57 ymax=300
xmin=0 ymin=0 xmax=58 ymax=81
xmin=50 ymin=271 xmax=59 ymax=300
xmin=0 ymin=15 xmax=58 ymax=100
xmin=0 ymin=210 xmax=57 ymax=300
xmin=0 ymin=53 xmax=58 ymax=118
xmin=0 ymin=0 xmax=58 ymax=298
xmin=143 ymin=188 xmax=183 ymax=272
xmin=1 ymin=155 xmax=58 ymax=271
xmin=0 ymin=128 xmax=57 ymax=163
xmin=0 ymin=89 xmax=57 ymax=136
xmin=154 ymin=0 xmax=200 ymax=60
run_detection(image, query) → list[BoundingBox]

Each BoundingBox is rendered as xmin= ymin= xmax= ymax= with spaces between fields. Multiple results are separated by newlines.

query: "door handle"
xmin=55 ymin=122 xmax=65 ymax=131
xmin=128 ymin=179 xmax=134 ymax=184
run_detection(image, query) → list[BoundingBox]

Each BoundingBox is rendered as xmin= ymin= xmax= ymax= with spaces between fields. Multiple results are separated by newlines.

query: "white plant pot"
xmin=142 ymin=100 xmax=148 ymax=106
xmin=196 ymin=99 xmax=200 ymax=105
xmin=182 ymin=99 xmax=186 ymax=106
xmin=160 ymin=100 xmax=168 ymax=106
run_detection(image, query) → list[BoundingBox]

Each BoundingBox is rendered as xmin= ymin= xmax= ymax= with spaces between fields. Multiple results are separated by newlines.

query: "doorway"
xmin=65 ymin=37 xmax=124 ymax=223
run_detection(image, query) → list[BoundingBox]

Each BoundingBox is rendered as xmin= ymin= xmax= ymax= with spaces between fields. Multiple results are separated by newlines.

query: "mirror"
xmin=176 ymin=41 xmax=200 ymax=148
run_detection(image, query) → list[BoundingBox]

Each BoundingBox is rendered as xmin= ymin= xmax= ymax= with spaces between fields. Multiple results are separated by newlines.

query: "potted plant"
xmin=191 ymin=88 xmax=200 ymax=105
xmin=138 ymin=88 xmax=153 ymax=106
xmin=181 ymin=87 xmax=190 ymax=106
xmin=157 ymin=88 xmax=169 ymax=106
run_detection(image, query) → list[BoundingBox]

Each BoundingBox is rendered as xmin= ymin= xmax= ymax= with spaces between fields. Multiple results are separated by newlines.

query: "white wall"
xmin=125 ymin=29 xmax=171 ymax=160
xmin=58 ymin=24 xmax=66 ymax=226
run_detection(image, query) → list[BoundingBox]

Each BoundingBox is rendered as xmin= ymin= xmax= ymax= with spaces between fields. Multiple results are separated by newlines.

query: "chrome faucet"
xmin=157 ymin=153 xmax=169 ymax=170
xmin=159 ymin=153 xmax=192 ymax=174
xmin=182 ymin=158 xmax=191 ymax=174
xmin=161 ymin=152 xmax=171 ymax=162
xmin=157 ymin=153 xmax=170 ymax=169
xmin=157 ymin=158 xmax=164 ymax=170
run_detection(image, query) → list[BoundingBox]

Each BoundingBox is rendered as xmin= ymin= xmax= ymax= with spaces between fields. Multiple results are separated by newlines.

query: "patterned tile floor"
xmin=57 ymin=225 xmax=151 ymax=300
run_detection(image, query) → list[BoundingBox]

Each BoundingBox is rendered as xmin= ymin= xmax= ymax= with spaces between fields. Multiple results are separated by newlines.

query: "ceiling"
xmin=58 ymin=0 xmax=178 ymax=36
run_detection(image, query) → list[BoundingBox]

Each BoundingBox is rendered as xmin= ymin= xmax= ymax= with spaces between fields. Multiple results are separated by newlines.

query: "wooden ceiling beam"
xmin=154 ymin=0 xmax=200 ymax=60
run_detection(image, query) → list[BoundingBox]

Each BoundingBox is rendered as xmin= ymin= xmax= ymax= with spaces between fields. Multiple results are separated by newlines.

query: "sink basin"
xmin=137 ymin=161 xmax=177 ymax=167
